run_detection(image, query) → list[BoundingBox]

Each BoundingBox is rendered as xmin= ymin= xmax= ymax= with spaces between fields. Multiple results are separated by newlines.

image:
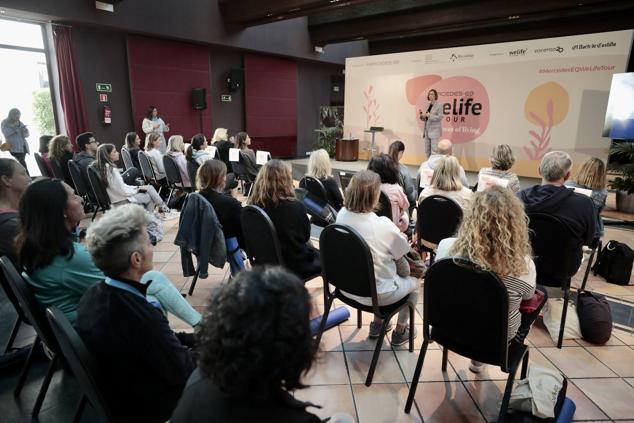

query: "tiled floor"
xmin=1 ymin=207 xmax=632 ymax=422
xmin=158 ymin=218 xmax=634 ymax=423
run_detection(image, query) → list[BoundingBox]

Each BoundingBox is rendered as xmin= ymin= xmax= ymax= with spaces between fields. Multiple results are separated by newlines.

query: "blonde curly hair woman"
xmin=436 ymin=186 xmax=537 ymax=372
xmin=306 ymin=148 xmax=343 ymax=210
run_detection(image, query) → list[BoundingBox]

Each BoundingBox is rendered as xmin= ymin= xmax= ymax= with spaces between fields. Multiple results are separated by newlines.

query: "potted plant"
xmin=609 ymin=141 xmax=634 ymax=213
xmin=315 ymin=126 xmax=341 ymax=158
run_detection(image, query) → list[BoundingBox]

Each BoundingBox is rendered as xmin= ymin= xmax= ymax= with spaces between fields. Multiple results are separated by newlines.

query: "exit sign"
xmin=221 ymin=94 xmax=232 ymax=102
xmin=96 ymin=83 xmax=112 ymax=92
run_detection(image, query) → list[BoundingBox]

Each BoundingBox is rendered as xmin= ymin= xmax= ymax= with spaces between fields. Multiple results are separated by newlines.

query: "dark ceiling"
xmin=219 ymin=0 xmax=634 ymax=55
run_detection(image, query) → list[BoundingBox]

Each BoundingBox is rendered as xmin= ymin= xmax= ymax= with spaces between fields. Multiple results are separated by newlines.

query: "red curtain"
xmin=53 ymin=26 xmax=89 ymax=149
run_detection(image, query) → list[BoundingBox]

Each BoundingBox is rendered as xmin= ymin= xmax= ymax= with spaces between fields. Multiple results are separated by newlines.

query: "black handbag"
xmin=576 ymin=291 xmax=612 ymax=345
xmin=592 ymin=240 xmax=634 ymax=285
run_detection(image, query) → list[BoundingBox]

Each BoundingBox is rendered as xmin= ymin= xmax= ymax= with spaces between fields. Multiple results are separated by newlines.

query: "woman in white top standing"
xmin=166 ymin=135 xmax=191 ymax=188
xmin=92 ymin=144 xmax=170 ymax=214
xmin=335 ymin=170 xmax=418 ymax=346
xmin=145 ymin=133 xmax=166 ymax=183
xmin=142 ymin=106 xmax=169 ymax=153
xmin=418 ymin=155 xmax=473 ymax=211
xmin=436 ymin=186 xmax=537 ymax=372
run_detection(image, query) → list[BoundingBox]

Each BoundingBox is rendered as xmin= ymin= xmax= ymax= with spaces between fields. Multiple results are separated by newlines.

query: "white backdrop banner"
xmin=344 ymin=30 xmax=633 ymax=176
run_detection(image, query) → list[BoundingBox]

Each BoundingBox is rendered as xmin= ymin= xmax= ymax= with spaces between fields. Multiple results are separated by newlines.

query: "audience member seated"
xmin=564 ymin=157 xmax=607 ymax=237
xmin=436 ymin=186 xmax=538 ymax=372
xmin=418 ymin=155 xmax=473 ymax=211
xmin=17 ymin=179 xmax=200 ymax=326
xmin=213 ymin=129 xmax=234 ymax=172
xmin=171 ymin=267 xmax=321 ymax=423
xmin=418 ymin=139 xmax=468 ymax=187
xmin=124 ymin=131 xmax=142 ymax=169
xmin=48 ymin=134 xmax=75 ymax=187
xmin=306 ymin=148 xmax=344 ymax=210
xmin=519 ymin=151 xmax=596 ymax=270
xmin=145 ymin=133 xmax=167 ymax=183
xmin=236 ymin=131 xmax=259 ymax=180
xmin=167 ymin=135 xmax=192 ymax=188
xmin=0 ymin=159 xmax=30 ymax=264
xmin=477 ymin=144 xmax=521 ymax=192
xmin=211 ymin=127 xmax=228 ymax=145
xmin=76 ymin=204 xmax=195 ymax=423
xmin=388 ymin=140 xmax=417 ymax=207
xmin=73 ymin=132 xmax=99 ymax=181
xmin=186 ymin=133 xmax=213 ymax=166
xmin=197 ymin=159 xmax=245 ymax=248
xmin=247 ymin=160 xmax=321 ymax=279
xmin=336 ymin=170 xmax=418 ymax=345
xmin=93 ymin=144 xmax=170 ymax=214
xmin=368 ymin=154 xmax=409 ymax=232
xmin=38 ymin=135 xmax=54 ymax=176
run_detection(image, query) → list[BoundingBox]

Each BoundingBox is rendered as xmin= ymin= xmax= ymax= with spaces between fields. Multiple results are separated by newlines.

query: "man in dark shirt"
xmin=76 ymin=205 xmax=194 ymax=423
xmin=519 ymin=150 xmax=596 ymax=270
xmin=73 ymin=132 xmax=99 ymax=181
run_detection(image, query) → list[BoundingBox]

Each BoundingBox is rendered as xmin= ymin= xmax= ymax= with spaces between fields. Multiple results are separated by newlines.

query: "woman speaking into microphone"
xmin=419 ymin=89 xmax=443 ymax=158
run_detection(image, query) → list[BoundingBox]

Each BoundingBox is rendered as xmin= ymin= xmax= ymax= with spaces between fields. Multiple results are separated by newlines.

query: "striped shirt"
xmin=436 ymin=238 xmax=536 ymax=341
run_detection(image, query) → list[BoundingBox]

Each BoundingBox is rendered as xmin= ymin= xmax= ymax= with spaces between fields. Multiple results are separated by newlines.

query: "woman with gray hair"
xmin=477 ymin=144 xmax=521 ymax=192
xmin=76 ymin=203 xmax=196 ymax=422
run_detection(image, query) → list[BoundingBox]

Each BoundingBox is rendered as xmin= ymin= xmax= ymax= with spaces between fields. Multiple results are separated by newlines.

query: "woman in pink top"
xmin=368 ymin=154 xmax=409 ymax=232
xmin=166 ymin=135 xmax=191 ymax=187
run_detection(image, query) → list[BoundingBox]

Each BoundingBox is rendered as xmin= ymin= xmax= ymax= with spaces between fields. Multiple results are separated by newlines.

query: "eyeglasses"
xmin=89 ymin=139 xmax=98 ymax=144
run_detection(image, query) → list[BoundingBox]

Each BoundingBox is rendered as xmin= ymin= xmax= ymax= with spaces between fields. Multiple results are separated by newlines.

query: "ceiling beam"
xmin=309 ymin=0 xmax=627 ymax=45
xmin=219 ymin=0 xmax=379 ymax=26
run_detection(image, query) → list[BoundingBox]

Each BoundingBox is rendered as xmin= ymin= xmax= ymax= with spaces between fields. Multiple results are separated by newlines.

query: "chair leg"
xmin=32 ymin=355 xmax=58 ymax=417
xmin=14 ymin=336 xmax=41 ymax=396
xmin=441 ymin=346 xmax=448 ymax=372
xmin=365 ymin=317 xmax=391 ymax=386
xmin=73 ymin=394 xmax=87 ymax=423
xmin=4 ymin=315 xmax=21 ymax=353
xmin=429 ymin=251 xmax=436 ymax=266
xmin=409 ymin=305 xmax=415 ymax=352
xmin=557 ymin=288 xmax=570 ymax=349
xmin=187 ymin=268 xmax=201 ymax=296
xmin=357 ymin=309 xmax=362 ymax=329
xmin=166 ymin=187 xmax=174 ymax=207
xmin=580 ymin=246 xmax=598 ymax=292
xmin=404 ymin=340 xmax=429 ymax=413
xmin=91 ymin=207 xmax=98 ymax=221
xmin=520 ymin=349 xmax=530 ymax=380
xmin=313 ymin=296 xmax=334 ymax=348
xmin=497 ymin=355 xmax=523 ymax=423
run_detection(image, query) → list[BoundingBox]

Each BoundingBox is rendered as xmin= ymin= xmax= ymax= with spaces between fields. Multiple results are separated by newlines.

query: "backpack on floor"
xmin=507 ymin=376 xmax=569 ymax=423
xmin=592 ymin=240 xmax=634 ymax=285
xmin=576 ymin=291 xmax=612 ymax=345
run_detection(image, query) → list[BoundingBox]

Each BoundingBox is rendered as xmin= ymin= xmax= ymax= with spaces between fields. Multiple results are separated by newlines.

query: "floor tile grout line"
xmin=580 ymin=343 xmax=628 ymax=378
xmin=336 ymin=325 xmax=362 ymax=423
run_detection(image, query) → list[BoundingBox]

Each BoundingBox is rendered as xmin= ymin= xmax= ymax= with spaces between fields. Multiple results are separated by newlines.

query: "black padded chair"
xmin=34 ymin=152 xmax=52 ymax=177
xmin=186 ymin=160 xmax=200 ymax=189
xmin=416 ymin=195 xmax=463 ymax=265
xmin=162 ymin=154 xmax=190 ymax=205
xmin=138 ymin=151 xmax=163 ymax=195
xmin=49 ymin=158 xmax=65 ymax=179
xmin=527 ymin=213 xmax=579 ymax=349
xmin=240 ymin=205 xmax=319 ymax=282
xmin=0 ymin=257 xmax=61 ymax=417
xmin=404 ymin=258 xmax=529 ymax=423
xmin=232 ymin=154 xmax=254 ymax=197
xmin=46 ymin=307 xmax=116 ymax=423
xmin=376 ymin=191 xmax=393 ymax=221
xmin=315 ymin=224 xmax=415 ymax=386
xmin=87 ymin=165 xmax=111 ymax=221
xmin=338 ymin=171 xmax=354 ymax=192
xmin=68 ymin=160 xmax=94 ymax=207
xmin=121 ymin=148 xmax=134 ymax=171
xmin=299 ymin=176 xmax=334 ymax=227
xmin=0 ymin=256 xmax=30 ymax=354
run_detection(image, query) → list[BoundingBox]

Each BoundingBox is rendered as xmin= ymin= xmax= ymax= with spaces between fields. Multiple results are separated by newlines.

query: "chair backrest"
xmin=231 ymin=154 xmax=250 ymax=181
xmin=527 ymin=213 xmax=577 ymax=286
xmin=49 ymin=158 xmax=65 ymax=179
xmin=137 ymin=151 xmax=156 ymax=183
xmin=424 ymin=257 xmax=511 ymax=370
xmin=376 ymin=191 xmax=393 ymax=220
xmin=162 ymin=154 xmax=183 ymax=187
xmin=34 ymin=152 xmax=52 ymax=177
xmin=0 ymin=257 xmax=59 ymax=355
xmin=87 ymin=165 xmax=111 ymax=210
xmin=240 ymin=205 xmax=283 ymax=267
xmin=186 ymin=160 xmax=199 ymax=189
xmin=338 ymin=171 xmax=354 ymax=191
xmin=68 ymin=160 xmax=88 ymax=197
xmin=320 ymin=224 xmax=379 ymax=307
xmin=120 ymin=148 xmax=134 ymax=171
xmin=299 ymin=176 xmax=328 ymax=202
xmin=417 ymin=195 xmax=463 ymax=245
xmin=46 ymin=307 xmax=115 ymax=423
xmin=0 ymin=256 xmax=30 ymax=324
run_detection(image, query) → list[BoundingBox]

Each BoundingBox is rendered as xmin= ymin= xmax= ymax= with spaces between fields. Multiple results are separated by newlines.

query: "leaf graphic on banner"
xmin=529 ymin=130 xmax=541 ymax=141
xmin=529 ymin=112 xmax=546 ymax=129
xmin=369 ymin=85 xmax=373 ymax=94
xmin=546 ymin=99 xmax=554 ymax=127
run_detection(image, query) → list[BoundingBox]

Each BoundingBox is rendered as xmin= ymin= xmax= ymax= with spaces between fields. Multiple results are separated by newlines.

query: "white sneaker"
xmin=469 ymin=360 xmax=485 ymax=373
